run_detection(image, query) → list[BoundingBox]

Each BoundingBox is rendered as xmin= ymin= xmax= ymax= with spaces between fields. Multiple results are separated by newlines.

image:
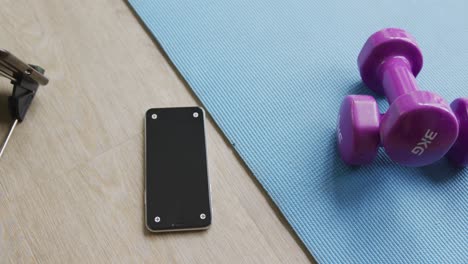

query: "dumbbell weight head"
xmin=337 ymin=95 xmax=380 ymax=165
xmin=380 ymin=91 xmax=459 ymax=166
xmin=446 ymin=98 xmax=468 ymax=166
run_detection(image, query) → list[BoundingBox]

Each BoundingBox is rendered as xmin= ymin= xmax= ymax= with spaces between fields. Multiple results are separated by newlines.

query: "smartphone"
xmin=145 ymin=107 xmax=212 ymax=232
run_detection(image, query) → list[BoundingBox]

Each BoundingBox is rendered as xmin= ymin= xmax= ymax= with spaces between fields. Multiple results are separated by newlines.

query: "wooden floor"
xmin=0 ymin=0 xmax=313 ymax=263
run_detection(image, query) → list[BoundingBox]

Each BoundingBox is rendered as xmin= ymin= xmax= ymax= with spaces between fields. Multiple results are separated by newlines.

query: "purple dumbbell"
xmin=338 ymin=28 xmax=462 ymax=167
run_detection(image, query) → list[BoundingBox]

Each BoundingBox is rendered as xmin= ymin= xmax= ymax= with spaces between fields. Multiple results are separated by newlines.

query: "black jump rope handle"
xmin=0 ymin=65 xmax=46 ymax=158
xmin=8 ymin=65 xmax=45 ymax=122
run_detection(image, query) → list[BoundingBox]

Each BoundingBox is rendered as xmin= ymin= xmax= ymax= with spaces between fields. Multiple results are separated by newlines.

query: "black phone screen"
xmin=145 ymin=107 xmax=211 ymax=231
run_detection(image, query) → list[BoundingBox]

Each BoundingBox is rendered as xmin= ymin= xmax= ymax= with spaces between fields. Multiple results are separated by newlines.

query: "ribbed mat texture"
xmin=128 ymin=0 xmax=468 ymax=263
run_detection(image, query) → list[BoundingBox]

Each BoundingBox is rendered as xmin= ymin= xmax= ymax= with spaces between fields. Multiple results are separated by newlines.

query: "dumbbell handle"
xmin=380 ymin=56 xmax=419 ymax=104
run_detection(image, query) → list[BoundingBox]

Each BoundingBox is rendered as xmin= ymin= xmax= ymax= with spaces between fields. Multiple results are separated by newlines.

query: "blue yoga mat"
xmin=129 ymin=0 xmax=468 ymax=263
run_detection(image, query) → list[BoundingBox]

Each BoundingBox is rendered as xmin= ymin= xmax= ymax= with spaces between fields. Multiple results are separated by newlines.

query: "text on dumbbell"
xmin=411 ymin=129 xmax=438 ymax=156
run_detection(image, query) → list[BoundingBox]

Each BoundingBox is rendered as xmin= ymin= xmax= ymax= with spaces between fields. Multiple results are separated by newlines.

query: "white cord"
xmin=0 ymin=119 xmax=18 ymax=159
